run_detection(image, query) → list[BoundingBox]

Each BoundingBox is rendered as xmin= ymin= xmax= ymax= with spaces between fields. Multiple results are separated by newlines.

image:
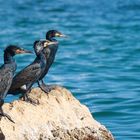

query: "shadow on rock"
xmin=0 ymin=128 xmax=5 ymax=140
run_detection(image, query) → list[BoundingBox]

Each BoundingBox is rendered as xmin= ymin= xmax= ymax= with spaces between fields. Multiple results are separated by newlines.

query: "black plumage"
xmin=9 ymin=40 xmax=56 ymax=103
xmin=37 ymin=30 xmax=67 ymax=93
xmin=0 ymin=45 xmax=32 ymax=122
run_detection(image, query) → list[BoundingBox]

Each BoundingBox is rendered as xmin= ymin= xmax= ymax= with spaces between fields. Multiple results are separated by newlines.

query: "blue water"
xmin=0 ymin=0 xmax=140 ymax=139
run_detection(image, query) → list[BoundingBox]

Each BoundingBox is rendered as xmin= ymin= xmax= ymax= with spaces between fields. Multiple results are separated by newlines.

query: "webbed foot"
xmin=20 ymin=94 xmax=39 ymax=105
xmin=40 ymin=84 xmax=57 ymax=94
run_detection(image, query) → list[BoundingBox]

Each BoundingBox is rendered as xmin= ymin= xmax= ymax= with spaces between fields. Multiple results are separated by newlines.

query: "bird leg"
xmin=20 ymin=84 xmax=39 ymax=105
xmin=38 ymin=80 xmax=56 ymax=94
xmin=0 ymin=100 xmax=15 ymax=123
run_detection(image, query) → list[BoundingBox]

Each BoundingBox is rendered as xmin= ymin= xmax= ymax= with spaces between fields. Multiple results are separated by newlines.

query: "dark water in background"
xmin=0 ymin=0 xmax=140 ymax=139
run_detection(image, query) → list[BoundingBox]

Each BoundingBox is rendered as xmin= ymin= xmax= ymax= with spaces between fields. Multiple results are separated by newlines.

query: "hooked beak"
xmin=55 ymin=32 xmax=68 ymax=38
xmin=59 ymin=34 xmax=68 ymax=38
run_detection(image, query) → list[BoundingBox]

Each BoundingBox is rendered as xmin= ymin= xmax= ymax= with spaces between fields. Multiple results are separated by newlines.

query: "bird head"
xmin=46 ymin=30 xmax=67 ymax=40
xmin=34 ymin=40 xmax=57 ymax=55
xmin=4 ymin=45 xmax=32 ymax=56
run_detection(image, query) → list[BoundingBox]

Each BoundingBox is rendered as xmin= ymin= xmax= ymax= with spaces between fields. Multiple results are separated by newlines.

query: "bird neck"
xmin=46 ymin=34 xmax=52 ymax=41
xmin=4 ymin=51 xmax=16 ymax=73
xmin=37 ymin=51 xmax=46 ymax=67
xmin=4 ymin=51 xmax=15 ymax=64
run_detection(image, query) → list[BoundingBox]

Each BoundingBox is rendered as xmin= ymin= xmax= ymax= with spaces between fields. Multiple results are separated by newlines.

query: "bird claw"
xmin=20 ymin=95 xmax=39 ymax=105
xmin=42 ymin=86 xmax=52 ymax=93
xmin=0 ymin=111 xmax=15 ymax=123
xmin=26 ymin=97 xmax=39 ymax=105
xmin=26 ymin=98 xmax=39 ymax=105
xmin=40 ymin=84 xmax=57 ymax=94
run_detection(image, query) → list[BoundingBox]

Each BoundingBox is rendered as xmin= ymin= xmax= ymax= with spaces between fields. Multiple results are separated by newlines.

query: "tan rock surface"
xmin=0 ymin=86 xmax=114 ymax=140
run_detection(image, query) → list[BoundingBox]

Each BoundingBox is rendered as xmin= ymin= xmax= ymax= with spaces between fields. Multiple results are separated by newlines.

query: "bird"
xmin=37 ymin=30 xmax=67 ymax=93
xmin=8 ymin=40 xmax=57 ymax=104
xmin=0 ymin=45 xmax=32 ymax=122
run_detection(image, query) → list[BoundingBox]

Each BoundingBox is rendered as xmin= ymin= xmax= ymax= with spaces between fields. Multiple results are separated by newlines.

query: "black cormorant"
xmin=0 ymin=45 xmax=32 ymax=122
xmin=38 ymin=30 xmax=67 ymax=93
xmin=8 ymin=40 xmax=56 ymax=104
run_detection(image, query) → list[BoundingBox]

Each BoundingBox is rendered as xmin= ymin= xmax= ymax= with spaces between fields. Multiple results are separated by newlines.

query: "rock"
xmin=0 ymin=86 xmax=114 ymax=140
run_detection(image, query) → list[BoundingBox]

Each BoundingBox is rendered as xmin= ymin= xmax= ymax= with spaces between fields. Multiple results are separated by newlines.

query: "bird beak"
xmin=55 ymin=33 xmax=68 ymax=38
xmin=59 ymin=34 xmax=68 ymax=38
xmin=60 ymin=34 xmax=68 ymax=38
xmin=23 ymin=50 xmax=33 ymax=54
xmin=20 ymin=49 xmax=33 ymax=54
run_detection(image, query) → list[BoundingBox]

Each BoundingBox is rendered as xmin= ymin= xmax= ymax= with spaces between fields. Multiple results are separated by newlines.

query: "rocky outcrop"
xmin=0 ymin=86 xmax=114 ymax=140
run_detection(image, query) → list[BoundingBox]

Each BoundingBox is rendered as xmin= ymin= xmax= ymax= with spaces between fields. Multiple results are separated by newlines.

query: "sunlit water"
xmin=0 ymin=0 xmax=140 ymax=139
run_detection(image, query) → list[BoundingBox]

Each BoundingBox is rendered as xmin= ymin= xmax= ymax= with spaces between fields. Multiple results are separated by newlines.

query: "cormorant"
xmin=8 ymin=40 xmax=57 ymax=104
xmin=37 ymin=30 xmax=67 ymax=93
xmin=0 ymin=45 xmax=32 ymax=122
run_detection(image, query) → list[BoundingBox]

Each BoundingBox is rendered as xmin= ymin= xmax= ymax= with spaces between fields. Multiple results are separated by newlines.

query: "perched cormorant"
xmin=37 ymin=30 xmax=67 ymax=93
xmin=0 ymin=45 xmax=32 ymax=122
xmin=8 ymin=40 xmax=57 ymax=104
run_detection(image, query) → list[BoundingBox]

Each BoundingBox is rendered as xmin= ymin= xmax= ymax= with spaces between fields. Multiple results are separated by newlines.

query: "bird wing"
xmin=0 ymin=65 xmax=13 ymax=99
xmin=9 ymin=63 xmax=42 ymax=91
